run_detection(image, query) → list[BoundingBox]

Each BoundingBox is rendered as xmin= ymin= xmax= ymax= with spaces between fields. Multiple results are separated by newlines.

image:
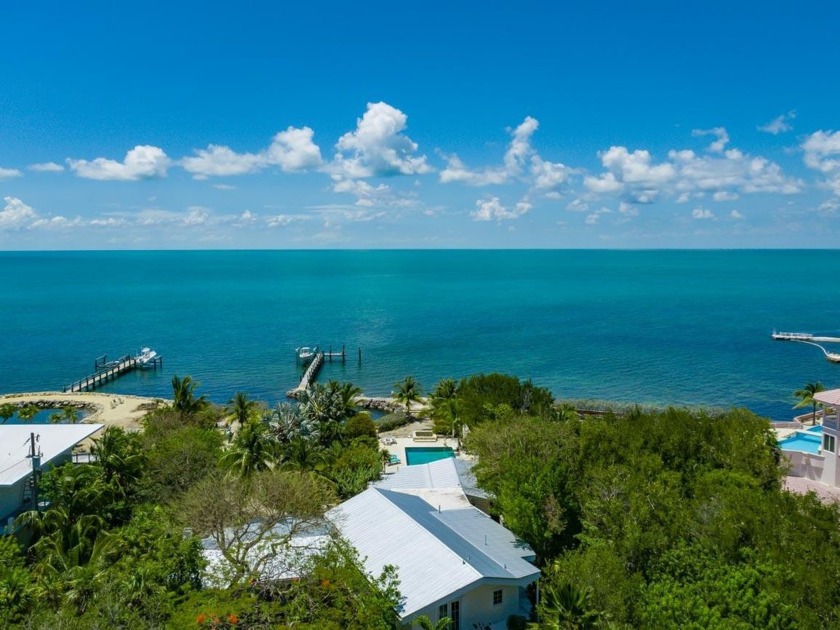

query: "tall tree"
xmin=0 ymin=403 xmax=16 ymax=424
xmin=794 ymin=381 xmax=825 ymax=425
xmin=17 ymin=404 xmax=39 ymax=423
xmin=50 ymin=406 xmax=80 ymax=424
xmin=179 ymin=470 xmax=336 ymax=587
xmin=393 ymin=376 xmax=423 ymax=419
xmin=90 ymin=427 xmax=146 ymax=507
xmin=219 ymin=420 xmax=280 ymax=479
xmin=171 ymin=375 xmax=207 ymax=416
xmin=226 ymin=391 xmax=258 ymax=427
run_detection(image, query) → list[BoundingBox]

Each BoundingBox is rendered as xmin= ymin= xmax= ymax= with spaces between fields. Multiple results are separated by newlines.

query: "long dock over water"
xmin=286 ymin=352 xmax=325 ymax=398
xmin=286 ymin=344 xmax=356 ymax=399
xmin=63 ymin=351 xmax=163 ymax=392
xmin=772 ymin=331 xmax=840 ymax=363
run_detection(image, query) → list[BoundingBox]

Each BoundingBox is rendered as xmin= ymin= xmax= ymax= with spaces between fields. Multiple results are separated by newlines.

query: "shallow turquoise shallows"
xmin=1 ymin=250 xmax=840 ymax=421
xmin=779 ymin=432 xmax=821 ymax=455
xmin=405 ymin=447 xmax=455 ymax=466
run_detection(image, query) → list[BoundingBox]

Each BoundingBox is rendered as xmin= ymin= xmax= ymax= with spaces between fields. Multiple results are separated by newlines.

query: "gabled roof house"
xmin=330 ymin=458 xmax=539 ymax=629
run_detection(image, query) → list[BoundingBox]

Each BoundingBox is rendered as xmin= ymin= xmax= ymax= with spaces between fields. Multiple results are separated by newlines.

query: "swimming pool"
xmin=405 ymin=446 xmax=455 ymax=466
xmin=806 ymin=425 xmax=824 ymax=434
xmin=779 ymin=431 xmax=821 ymax=455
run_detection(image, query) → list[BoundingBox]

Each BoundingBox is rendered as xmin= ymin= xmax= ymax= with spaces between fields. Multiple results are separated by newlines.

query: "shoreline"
xmin=0 ymin=391 xmax=167 ymax=432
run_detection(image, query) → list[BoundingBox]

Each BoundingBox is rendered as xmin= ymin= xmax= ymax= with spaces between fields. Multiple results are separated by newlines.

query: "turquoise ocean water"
xmin=1 ymin=250 xmax=838 ymax=421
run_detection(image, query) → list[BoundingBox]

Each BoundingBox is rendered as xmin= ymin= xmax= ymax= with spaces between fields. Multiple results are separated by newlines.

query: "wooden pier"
xmin=286 ymin=344 xmax=358 ymax=399
xmin=64 ymin=351 xmax=163 ymax=393
xmin=287 ymin=351 xmax=325 ymax=398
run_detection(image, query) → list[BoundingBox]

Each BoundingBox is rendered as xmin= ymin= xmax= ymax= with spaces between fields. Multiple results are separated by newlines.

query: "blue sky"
xmin=2 ymin=1 xmax=840 ymax=249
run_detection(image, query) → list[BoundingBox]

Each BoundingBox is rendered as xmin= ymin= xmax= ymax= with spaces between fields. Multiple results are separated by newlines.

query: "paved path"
xmin=784 ymin=476 xmax=840 ymax=503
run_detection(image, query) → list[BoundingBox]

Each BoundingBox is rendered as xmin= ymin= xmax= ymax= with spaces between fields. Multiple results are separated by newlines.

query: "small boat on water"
xmin=296 ymin=346 xmax=318 ymax=361
xmin=136 ymin=347 xmax=158 ymax=368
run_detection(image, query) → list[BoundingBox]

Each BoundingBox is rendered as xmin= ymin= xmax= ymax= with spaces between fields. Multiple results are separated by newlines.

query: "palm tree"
xmin=171 ymin=375 xmax=207 ymax=416
xmin=415 ymin=615 xmax=453 ymax=630
xmin=530 ymin=582 xmax=604 ymax=629
xmin=90 ymin=426 xmax=146 ymax=502
xmin=227 ymin=391 xmax=258 ymax=427
xmin=794 ymin=382 xmax=826 ymax=425
xmin=16 ymin=404 xmax=39 ymax=423
xmin=335 ymin=381 xmax=363 ymax=417
xmin=220 ymin=420 xmax=280 ymax=479
xmin=0 ymin=403 xmax=16 ymax=424
xmin=393 ymin=376 xmax=423 ymax=419
xmin=50 ymin=405 xmax=80 ymax=424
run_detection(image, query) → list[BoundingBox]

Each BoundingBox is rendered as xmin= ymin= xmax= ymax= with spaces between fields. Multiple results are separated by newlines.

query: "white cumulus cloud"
xmin=802 ymin=130 xmax=840 ymax=195
xmin=1 ymin=197 xmax=38 ymax=228
xmin=0 ymin=167 xmax=23 ymax=179
xmin=470 ymin=197 xmax=531 ymax=221
xmin=692 ymin=127 xmax=730 ymax=153
xmin=712 ymin=191 xmax=739 ymax=202
xmin=68 ymin=145 xmax=170 ymax=181
xmin=333 ymin=102 xmax=431 ymax=178
xmin=440 ymin=116 xmax=570 ymax=192
xmin=266 ymin=214 xmax=310 ymax=228
xmin=266 ymin=126 xmax=323 ymax=172
xmin=181 ymin=145 xmax=263 ymax=179
xmin=692 ymin=207 xmax=715 ymax=220
xmin=181 ymin=126 xmax=323 ymax=179
xmin=759 ymin=111 xmax=795 ymax=135
xmin=28 ymin=162 xmax=64 ymax=173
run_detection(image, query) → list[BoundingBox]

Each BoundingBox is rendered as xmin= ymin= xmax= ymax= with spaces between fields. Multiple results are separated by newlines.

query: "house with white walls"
xmin=333 ymin=457 xmax=539 ymax=629
xmin=0 ymin=423 xmax=103 ymax=529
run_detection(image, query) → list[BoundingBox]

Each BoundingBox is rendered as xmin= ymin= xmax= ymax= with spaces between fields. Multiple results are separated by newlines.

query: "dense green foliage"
xmin=5 ymin=372 xmax=840 ymax=629
xmin=1 ymin=378 xmax=396 ymax=628
xmin=468 ymin=401 xmax=840 ymax=628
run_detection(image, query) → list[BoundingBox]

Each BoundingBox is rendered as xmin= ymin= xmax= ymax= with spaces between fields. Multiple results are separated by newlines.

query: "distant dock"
xmin=286 ymin=344 xmax=355 ymax=399
xmin=772 ymin=331 xmax=840 ymax=363
xmin=63 ymin=350 xmax=163 ymax=393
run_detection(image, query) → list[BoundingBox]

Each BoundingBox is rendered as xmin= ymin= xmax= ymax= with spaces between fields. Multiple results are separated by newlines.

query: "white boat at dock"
xmin=136 ymin=347 xmax=158 ymax=368
xmin=296 ymin=346 xmax=318 ymax=361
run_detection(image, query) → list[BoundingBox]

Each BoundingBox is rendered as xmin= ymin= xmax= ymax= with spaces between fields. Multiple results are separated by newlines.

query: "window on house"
xmin=438 ymin=603 xmax=448 ymax=622
xmin=450 ymin=600 xmax=460 ymax=630
xmin=824 ymin=434 xmax=836 ymax=453
xmin=493 ymin=589 xmax=503 ymax=605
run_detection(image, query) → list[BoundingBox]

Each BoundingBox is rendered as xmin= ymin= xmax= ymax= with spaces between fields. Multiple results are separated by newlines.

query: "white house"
xmin=0 ymin=423 xmax=103 ymax=527
xmin=778 ymin=388 xmax=840 ymax=488
xmin=332 ymin=458 xmax=540 ymax=629
xmin=199 ymin=457 xmax=540 ymax=629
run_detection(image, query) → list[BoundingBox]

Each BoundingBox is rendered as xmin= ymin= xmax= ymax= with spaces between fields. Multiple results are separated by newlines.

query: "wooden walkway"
xmin=286 ymin=351 xmax=325 ymax=398
xmin=63 ymin=352 xmax=163 ymax=393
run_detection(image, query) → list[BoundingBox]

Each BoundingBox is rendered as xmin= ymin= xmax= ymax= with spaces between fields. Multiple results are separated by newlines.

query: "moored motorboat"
xmin=136 ymin=347 xmax=158 ymax=368
xmin=296 ymin=346 xmax=317 ymax=361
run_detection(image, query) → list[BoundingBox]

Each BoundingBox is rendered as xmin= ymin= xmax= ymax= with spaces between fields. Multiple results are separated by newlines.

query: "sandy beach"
xmin=0 ymin=391 xmax=167 ymax=432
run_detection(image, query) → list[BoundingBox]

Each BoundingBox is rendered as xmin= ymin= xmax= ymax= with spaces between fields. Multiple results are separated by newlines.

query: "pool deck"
xmin=379 ymin=435 xmax=464 ymax=471
xmin=784 ymin=476 xmax=840 ymax=503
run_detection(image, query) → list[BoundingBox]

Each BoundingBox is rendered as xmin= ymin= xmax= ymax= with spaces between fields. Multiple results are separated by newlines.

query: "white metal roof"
xmin=814 ymin=388 xmax=840 ymax=407
xmin=0 ymin=424 xmax=104 ymax=486
xmin=329 ymin=486 xmax=539 ymax=618
xmin=375 ymin=457 xmax=463 ymax=490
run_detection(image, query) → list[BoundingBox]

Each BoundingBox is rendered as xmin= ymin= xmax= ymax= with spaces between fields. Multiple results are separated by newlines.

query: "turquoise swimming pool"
xmin=779 ymin=431 xmax=821 ymax=455
xmin=405 ymin=446 xmax=455 ymax=466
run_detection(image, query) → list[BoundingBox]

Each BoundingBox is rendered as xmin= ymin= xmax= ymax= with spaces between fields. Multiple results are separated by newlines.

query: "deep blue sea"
xmin=1 ymin=250 xmax=838 ymax=421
